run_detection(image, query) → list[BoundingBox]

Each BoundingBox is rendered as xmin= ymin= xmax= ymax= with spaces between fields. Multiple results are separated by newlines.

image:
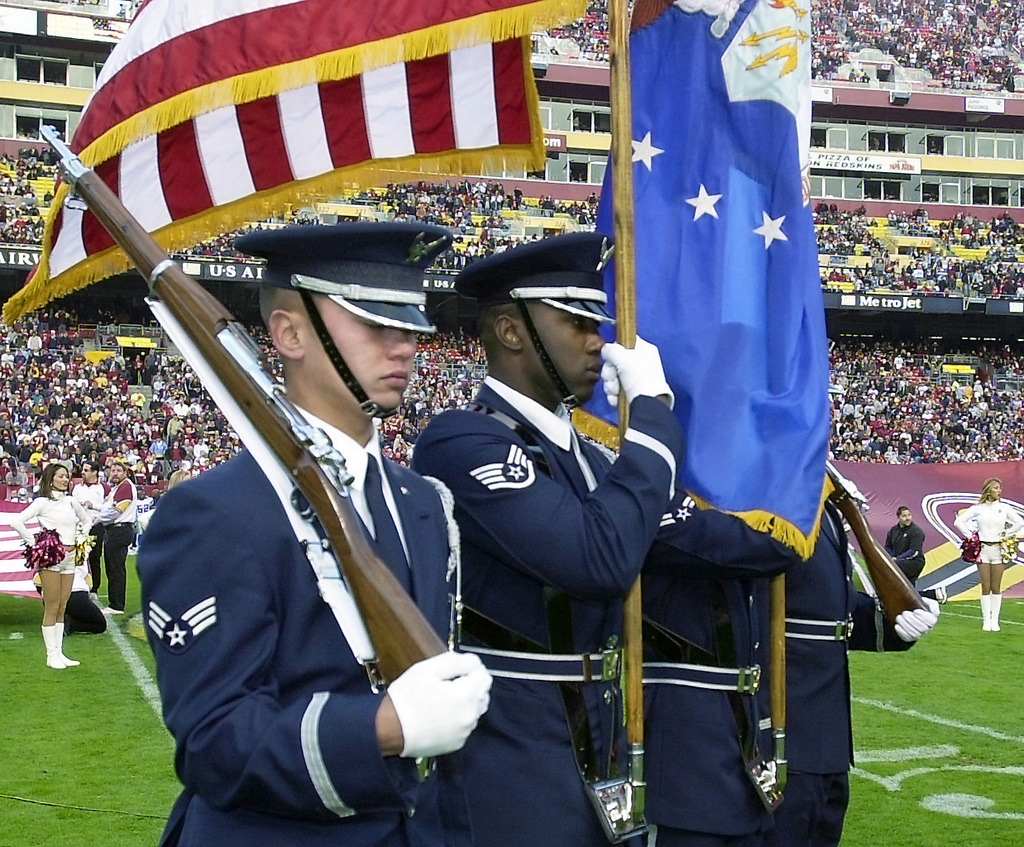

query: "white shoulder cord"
xmin=421 ymin=475 xmax=462 ymax=651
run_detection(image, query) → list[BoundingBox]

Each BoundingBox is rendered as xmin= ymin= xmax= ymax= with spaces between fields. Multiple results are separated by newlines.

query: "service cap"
xmin=455 ymin=232 xmax=615 ymax=324
xmin=235 ymin=222 xmax=453 ymax=333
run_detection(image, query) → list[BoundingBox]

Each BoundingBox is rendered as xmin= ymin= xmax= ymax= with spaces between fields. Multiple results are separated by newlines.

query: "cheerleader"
xmin=954 ymin=477 xmax=1024 ymax=631
xmin=10 ymin=462 xmax=93 ymax=668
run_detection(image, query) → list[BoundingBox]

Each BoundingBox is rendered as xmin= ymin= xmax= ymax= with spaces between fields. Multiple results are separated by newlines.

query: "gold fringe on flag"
xmin=3 ymin=36 xmax=548 ymax=324
xmin=573 ymin=409 xmax=825 ymax=559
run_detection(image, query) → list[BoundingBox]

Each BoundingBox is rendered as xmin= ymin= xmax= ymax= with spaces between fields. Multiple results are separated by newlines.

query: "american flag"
xmin=4 ymin=0 xmax=586 ymax=322
xmin=0 ymin=502 xmax=39 ymax=599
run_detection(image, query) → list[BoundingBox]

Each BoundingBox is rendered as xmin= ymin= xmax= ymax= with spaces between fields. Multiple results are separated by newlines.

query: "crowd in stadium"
xmin=829 ymin=339 xmax=1024 ymax=463
xmin=813 ymin=0 xmax=1023 ymax=90
xmin=2 ymin=305 xmax=1023 ymax=484
xmin=6 ymin=154 xmax=1020 ymax=301
xmin=814 ymin=205 xmax=1024 ymax=296
xmin=541 ymin=0 xmax=1024 ymax=92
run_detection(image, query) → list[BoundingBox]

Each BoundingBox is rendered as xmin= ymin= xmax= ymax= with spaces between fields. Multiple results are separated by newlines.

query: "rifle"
xmin=826 ymin=467 xmax=926 ymax=622
xmin=40 ymin=126 xmax=445 ymax=683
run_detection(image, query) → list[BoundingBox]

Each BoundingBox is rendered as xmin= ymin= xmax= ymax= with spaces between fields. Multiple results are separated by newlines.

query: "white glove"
xmin=894 ymin=597 xmax=940 ymax=642
xmin=600 ymin=336 xmax=674 ymax=408
xmin=387 ymin=651 xmax=492 ymax=758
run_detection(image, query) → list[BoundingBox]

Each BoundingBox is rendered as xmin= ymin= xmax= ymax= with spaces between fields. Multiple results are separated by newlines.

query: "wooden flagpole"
xmin=608 ymin=0 xmax=645 ymax=822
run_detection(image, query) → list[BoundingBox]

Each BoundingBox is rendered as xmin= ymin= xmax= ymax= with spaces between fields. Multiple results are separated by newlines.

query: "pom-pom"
xmin=75 ymin=529 xmax=96 ymax=568
xmin=24 ymin=529 xmax=66 ymax=571
xmin=960 ymin=532 xmax=981 ymax=564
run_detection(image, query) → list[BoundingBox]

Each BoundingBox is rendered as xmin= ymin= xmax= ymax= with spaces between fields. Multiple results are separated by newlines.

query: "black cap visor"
xmin=291 ymin=273 xmax=435 ymax=333
xmin=540 ymin=297 xmax=615 ymax=325
xmin=329 ymin=295 xmax=436 ymax=334
xmin=508 ymin=285 xmax=615 ymax=325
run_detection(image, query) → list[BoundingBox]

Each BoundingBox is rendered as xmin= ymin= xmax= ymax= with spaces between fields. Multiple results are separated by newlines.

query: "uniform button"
xmin=754 ymin=641 xmax=760 ymax=650
xmin=407 ymin=807 xmax=416 ymax=818
xmin=603 ymin=690 xmax=613 ymax=704
xmin=749 ymin=596 xmax=754 ymax=607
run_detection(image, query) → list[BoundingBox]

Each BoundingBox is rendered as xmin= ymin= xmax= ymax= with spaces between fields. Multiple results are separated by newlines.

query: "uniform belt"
xmin=462 ymin=644 xmax=622 ymax=683
xmin=641 ymin=616 xmax=760 ymax=693
xmin=784 ymin=616 xmax=853 ymax=642
xmin=460 ymin=605 xmax=621 ymax=682
xmin=642 ymin=660 xmax=760 ymax=693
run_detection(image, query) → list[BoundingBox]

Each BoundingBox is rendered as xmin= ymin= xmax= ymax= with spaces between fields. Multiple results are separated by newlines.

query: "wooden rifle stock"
xmin=826 ymin=468 xmax=926 ymax=622
xmin=45 ymin=130 xmax=444 ymax=682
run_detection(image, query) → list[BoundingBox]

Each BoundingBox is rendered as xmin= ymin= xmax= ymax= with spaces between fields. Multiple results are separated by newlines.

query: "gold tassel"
xmin=573 ymin=409 xmax=826 ymax=559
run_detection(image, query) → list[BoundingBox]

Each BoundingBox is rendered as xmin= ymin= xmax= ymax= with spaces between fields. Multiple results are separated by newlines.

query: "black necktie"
xmin=364 ymin=456 xmax=410 ymax=588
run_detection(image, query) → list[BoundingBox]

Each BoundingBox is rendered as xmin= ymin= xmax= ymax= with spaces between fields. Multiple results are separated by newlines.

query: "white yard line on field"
xmin=853 ymin=697 xmax=1024 ymax=745
xmin=106 ymin=613 xmax=163 ymax=720
xmin=939 ymin=607 xmax=1023 ymax=628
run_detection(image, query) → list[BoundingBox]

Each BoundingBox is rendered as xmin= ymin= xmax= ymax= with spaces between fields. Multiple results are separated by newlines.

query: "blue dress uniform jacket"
xmin=138 ymin=451 xmax=455 ymax=847
xmin=643 ymin=498 xmax=798 ymax=839
xmin=411 ymin=384 xmax=683 ymax=847
xmin=783 ymin=502 xmax=912 ymax=776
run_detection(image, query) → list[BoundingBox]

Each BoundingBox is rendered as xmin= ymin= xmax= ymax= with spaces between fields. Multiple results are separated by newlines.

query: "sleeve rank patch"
xmin=661 ymin=496 xmax=697 ymax=527
xmin=148 ymin=597 xmax=218 ymax=653
xmin=470 ymin=444 xmax=536 ymax=491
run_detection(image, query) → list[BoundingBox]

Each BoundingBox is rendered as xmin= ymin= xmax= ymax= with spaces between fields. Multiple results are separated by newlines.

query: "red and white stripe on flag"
xmin=3 ymin=0 xmax=586 ymax=323
xmin=1 ymin=503 xmax=39 ymax=599
xmin=47 ymin=40 xmax=534 ymax=279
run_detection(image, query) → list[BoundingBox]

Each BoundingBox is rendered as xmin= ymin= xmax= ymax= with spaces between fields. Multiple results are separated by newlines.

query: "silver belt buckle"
xmin=836 ymin=618 xmax=854 ymax=641
xmin=737 ymin=664 xmax=761 ymax=694
xmin=582 ymin=647 xmax=621 ymax=682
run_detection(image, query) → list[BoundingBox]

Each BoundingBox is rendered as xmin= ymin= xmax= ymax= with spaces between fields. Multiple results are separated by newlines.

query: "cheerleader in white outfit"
xmin=954 ymin=477 xmax=1024 ymax=631
xmin=10 ymin=462 xmax=92 ymax=667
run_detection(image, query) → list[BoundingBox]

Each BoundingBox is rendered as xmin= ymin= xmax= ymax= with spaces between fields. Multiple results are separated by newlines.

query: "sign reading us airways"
xmin=0 ymin=248 xmax=41 ymax=268
xmin=179 ymin=261 xmax=265 ymax=281
xmin=0 ymin=251 xmax=460 ymax=292
xmin=810 ymin=151 xmax=922 ymax=174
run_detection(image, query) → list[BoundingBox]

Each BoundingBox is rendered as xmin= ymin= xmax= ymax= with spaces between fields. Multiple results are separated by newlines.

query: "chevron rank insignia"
xmin=148 ymin=597 xmax=217 ymax=654
xmin=661 ymin=496 xmax=697 ymax=527
xmin=470 ymin=444 xmax=536 ymax=490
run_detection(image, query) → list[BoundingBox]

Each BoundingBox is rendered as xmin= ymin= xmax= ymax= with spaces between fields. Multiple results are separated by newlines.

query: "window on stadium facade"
xmin=865 ymin=179 xmax=902 ymax=201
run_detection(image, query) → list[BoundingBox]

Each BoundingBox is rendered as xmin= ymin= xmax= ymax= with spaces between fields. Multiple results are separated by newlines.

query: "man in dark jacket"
xmin=884 ymin=505 xmax=927 ymax=584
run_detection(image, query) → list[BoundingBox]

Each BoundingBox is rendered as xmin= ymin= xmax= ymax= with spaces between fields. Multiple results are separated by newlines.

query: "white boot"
xmin=41 ymin=625 xmax=67 ymax=669
xmin=54 ymin=622 xmax=79 ymax=666
xmin=980 ymin=595 xmax=992 ymax=631
xmin=991 ymin=594 xmax=1002 ymax=632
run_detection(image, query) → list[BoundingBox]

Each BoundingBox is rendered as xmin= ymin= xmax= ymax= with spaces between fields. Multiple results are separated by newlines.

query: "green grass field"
xmin=2 ymin=564 xmax=1022 ymax=846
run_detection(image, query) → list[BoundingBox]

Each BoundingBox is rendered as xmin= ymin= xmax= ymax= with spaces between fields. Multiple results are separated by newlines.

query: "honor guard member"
xmin=765 ymin=499 xmax=939 ymax=847
xmin=412 ymin=233 xmax=684 ymax=847
xmin=139 ymin=223 xmax=492 ymax=847
xmin=638 ymin=497 xmax=799 ymax=847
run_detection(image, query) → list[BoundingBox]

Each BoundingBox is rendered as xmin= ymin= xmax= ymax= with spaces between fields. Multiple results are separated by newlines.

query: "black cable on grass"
xmin=0 ymin=792 xmax=164 ymax=819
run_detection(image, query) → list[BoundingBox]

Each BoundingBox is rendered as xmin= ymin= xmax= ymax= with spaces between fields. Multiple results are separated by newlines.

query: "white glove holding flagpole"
xmin=601 ymin=336 xmax=674 ymax=408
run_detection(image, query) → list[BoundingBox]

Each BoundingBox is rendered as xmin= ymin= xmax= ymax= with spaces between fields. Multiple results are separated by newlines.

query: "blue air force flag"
xmin=594 ymin=0 xmax=829 ymax=553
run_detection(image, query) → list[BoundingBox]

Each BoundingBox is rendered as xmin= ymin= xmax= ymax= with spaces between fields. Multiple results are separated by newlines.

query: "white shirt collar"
xmin=484 ymin=375 xmax=573 ymax=451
